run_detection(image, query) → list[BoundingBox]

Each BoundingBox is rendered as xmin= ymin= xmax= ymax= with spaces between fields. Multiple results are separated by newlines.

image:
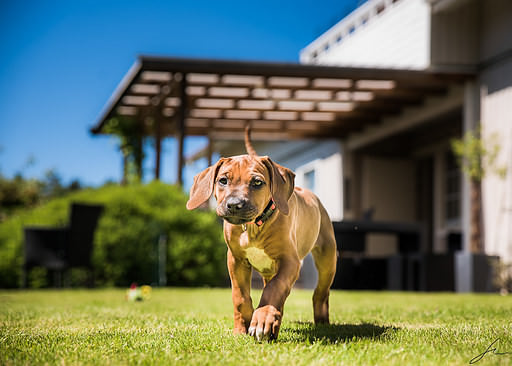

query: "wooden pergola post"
xmin=207 ymin=133 xmax=213 ymax=167
xmin=136 ymin=128 xmax=143 ymax=181
xmin=176 ymin=74 xmax=187 ymax=186
xmin=153 ymin=83 xmax=171 ymax=181
xmin=121 ymin=152 xmax=128 ymax=185
xmin=154 ymin=117 xmax=162 ymax=180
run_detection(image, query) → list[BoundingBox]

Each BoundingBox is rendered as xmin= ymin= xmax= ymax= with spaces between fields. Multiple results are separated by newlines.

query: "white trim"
xmin=295 ymin=160 xmax=320 ymax=193
xmin=300 ymin=0 xmax=399 ymax=63
xmin=301 ymin=0 xmax=430 ymax=69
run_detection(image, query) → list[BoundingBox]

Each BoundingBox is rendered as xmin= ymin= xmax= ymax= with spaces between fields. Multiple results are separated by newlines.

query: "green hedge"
xmin=0 ymin=182 xmax=227 ymax=288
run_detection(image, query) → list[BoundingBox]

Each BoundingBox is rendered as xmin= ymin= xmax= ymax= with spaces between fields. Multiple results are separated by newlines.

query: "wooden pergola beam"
xmin=138 ymin=55 xmax=473 ymax=82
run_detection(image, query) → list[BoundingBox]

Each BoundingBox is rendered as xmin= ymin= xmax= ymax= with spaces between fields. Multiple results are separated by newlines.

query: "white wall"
xmin=481 ymin=86 xmax=512 ymax=263
xmin=479 ymin=0 xmax=512 ymax=263
xmin=295 ymin=153 xmax=344 ymax=221
xmin=301 ymin=0 xmax=430 ymax=70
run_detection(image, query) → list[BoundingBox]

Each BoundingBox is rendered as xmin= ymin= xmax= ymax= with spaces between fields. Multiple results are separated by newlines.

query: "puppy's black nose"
xmin=226 ymin=197 xmax=247 ymax=211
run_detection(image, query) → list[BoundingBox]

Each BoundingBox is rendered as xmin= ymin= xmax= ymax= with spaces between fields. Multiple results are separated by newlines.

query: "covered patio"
xmin=91 ymin=55 xmax=472 ymax=185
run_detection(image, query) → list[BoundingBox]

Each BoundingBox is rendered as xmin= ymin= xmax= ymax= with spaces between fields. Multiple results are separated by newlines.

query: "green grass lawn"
xmin=1 ymin=288 xmax=511 ymax=365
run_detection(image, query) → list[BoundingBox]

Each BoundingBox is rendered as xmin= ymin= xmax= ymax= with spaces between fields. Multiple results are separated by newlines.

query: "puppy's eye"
xmin=251 ymin=179 xmax=264 ymax=188
xmin=218 ymin=177 xmax=228 ymax=186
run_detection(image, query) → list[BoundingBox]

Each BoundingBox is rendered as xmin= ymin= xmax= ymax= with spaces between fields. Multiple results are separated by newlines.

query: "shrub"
xmin=0 ymin=182 xmax=227 ymax=288
xmin=0 ymin=170 xmax=83 ymax=222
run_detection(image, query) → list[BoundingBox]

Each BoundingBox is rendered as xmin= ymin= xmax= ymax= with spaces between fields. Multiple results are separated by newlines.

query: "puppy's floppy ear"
xmin=262 ymin=157 xmax=295 ymax=215
xmin=186 ymin=158 xmax=226 ymax=210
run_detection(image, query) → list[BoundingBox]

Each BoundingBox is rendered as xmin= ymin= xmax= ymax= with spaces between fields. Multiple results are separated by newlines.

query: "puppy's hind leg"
xmin=311 ymin=218 xmax=337 ymax=324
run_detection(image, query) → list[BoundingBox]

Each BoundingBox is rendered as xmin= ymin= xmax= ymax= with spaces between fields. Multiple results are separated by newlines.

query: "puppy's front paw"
xmin=248 ymin=305 xmax=281 ymax=341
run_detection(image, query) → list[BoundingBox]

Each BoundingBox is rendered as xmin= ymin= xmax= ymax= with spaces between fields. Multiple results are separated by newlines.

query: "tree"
xmin=103 ymin=116 xmax=145 ymax=184
xmin=0 ymin=168 xmax=84 ymax=222
xmin=451 ymin=127 xmax=506 ymax=253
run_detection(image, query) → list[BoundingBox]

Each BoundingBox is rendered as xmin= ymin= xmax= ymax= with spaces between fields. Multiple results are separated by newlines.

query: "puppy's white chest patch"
xmin=245 ymin=247 xmax=274 ymax=273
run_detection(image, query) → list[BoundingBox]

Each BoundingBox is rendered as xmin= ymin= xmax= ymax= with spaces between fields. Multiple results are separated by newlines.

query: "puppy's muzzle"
xmin=220 ymin=196 xmax=257 ymax=224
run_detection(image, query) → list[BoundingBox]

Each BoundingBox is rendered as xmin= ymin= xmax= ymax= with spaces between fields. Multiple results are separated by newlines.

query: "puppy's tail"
xmin=245 ymin=124 xmax=257 ymax=156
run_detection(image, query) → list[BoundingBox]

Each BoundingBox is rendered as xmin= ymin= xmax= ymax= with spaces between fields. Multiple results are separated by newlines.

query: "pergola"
xmin=91 ymin=56 xmax=473 ymax=185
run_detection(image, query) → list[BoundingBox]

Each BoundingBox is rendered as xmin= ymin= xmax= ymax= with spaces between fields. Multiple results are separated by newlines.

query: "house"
xmin=205 ymin=0 xmax=512 ymax=291
xmin=307 ymin=0 xmax=512 ymax=292
xmin=91 ymin=0 xmax=511 ymax=292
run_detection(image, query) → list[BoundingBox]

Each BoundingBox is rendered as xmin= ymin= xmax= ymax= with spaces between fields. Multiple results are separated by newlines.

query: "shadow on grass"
xmin=288 ymin=322 xmax=398 ymax=344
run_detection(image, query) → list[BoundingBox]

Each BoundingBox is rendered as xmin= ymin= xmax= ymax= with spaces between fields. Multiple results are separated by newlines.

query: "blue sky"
xmin=0 ymin=0 xmax=361 ymax=188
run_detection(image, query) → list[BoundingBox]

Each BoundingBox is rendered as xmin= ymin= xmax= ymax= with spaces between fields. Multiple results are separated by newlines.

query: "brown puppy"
xmin=186 ymin=127 xmax=337 ymax=341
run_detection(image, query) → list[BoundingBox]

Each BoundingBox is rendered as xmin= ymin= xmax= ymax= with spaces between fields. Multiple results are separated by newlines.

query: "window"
xmin=304 ymin=169 xmax=316 ymax=192
xmin=445 ymin=152 xmax=461 ymax=223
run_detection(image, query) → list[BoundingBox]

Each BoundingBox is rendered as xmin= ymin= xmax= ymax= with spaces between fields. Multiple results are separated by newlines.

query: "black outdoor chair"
xmin=23 ymin=203 xmax=104 ymax=287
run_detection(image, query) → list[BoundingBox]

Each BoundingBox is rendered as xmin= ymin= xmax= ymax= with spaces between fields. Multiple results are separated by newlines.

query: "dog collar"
xmin=254 ymin=198 xmax=277 ymax=226
xmin=241 ymin=199 xmax=276 ymax=231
